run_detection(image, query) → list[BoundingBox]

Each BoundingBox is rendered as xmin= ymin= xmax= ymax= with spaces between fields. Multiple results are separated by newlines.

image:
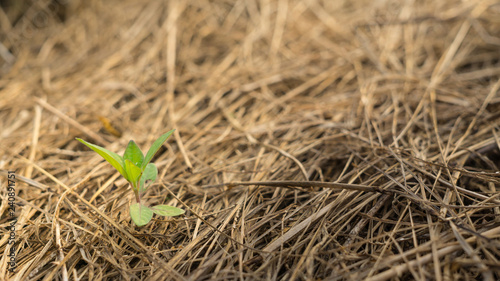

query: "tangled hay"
xmin=1 ymin=0 xmax=500 ymax=280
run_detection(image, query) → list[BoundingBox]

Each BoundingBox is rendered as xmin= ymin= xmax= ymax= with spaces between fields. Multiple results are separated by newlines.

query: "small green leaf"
xmin=76 ymin=138 xmax=126 ymax=178
xmin=130 ymin=203 xmax=153 ymax=226
xmin=123 ymin=140 xmax=144 ymax=167
xmin=142 ymin=129 xmax=175 ymax=169
xmin=151 ymin=205 xmax=185 ymax=216
xmin=139 ymin=163 xmax=157 ymax=193
xmin=124 ymin=159 xmax=142 ymax=189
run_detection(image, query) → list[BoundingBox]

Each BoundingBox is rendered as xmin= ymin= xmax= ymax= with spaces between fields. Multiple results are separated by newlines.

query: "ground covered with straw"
xmin=1 ymin=0 xmax=500 ymax=280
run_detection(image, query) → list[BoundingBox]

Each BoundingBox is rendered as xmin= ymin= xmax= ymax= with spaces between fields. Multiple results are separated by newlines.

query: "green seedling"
xmin=76 ymin=129 xmax=184 ymax=227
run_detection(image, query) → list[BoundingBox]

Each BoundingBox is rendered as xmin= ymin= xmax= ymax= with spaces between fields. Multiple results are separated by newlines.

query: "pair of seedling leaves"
xmin=76 ymin=129 xmax=184 ymax=227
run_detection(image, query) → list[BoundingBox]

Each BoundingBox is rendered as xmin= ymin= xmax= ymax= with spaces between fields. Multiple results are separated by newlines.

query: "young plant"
xmin=76 ymin=129 xmax=184 ymax=227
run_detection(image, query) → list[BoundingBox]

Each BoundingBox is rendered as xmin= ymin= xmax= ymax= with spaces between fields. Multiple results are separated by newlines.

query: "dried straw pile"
xmin=1 ymin=0 xmax=500 ymax=280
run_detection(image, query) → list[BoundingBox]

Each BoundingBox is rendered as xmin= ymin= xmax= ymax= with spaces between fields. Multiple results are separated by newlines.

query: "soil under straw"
xmin=1 ymin=0 xmax=500 ymax=280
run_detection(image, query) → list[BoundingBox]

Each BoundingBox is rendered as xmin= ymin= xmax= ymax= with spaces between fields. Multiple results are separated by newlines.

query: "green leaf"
xmin=124 ymin=159 xmax=142 ymax=189
xmin=130 ymin=203 xmax=153 ymax=227
xmin=142 ymin=129 xmax=175 ymax=169
xmin=151 ymin=205 xmax=185 ymax=216
xmin=76 ymin=138 xmax=126 ymax=178
xmin=139 ymin=163 xmax=157 ymax=193
xmin=123 ymin=140 xmax=144 ymax=167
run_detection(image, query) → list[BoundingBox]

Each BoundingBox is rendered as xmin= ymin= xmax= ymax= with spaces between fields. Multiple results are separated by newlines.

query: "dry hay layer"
xmin=1 ymin=0 xmax=500 ymax=280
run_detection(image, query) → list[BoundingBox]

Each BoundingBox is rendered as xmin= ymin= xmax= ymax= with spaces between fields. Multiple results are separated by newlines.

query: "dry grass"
xmin=1 ymin=0 xmax=500 ymax=280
